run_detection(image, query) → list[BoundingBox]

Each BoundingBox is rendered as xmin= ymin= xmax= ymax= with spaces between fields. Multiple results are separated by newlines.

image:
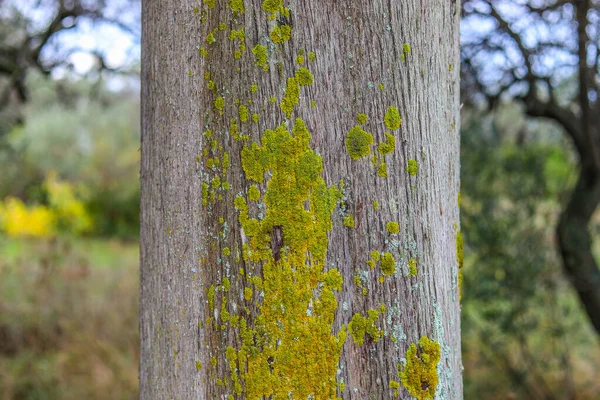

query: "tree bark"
xmin=141 ymin=1 xmax=462 ymax=399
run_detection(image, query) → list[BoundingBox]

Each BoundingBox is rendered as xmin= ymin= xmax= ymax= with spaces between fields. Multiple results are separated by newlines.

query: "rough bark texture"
xmin=141 ymin=1 xmax=461 ymax=399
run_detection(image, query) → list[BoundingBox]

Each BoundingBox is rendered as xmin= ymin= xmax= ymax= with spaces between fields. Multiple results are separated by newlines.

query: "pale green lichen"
xmin=407 ymin=159 xmax=419 ymax=176
xmin=399 ymin=336 xmax=441 ymax=400
xmin=345 ymin=125 xmax=374 ymax=160
xmin=384 ymin=106 xmax=402 ymax=130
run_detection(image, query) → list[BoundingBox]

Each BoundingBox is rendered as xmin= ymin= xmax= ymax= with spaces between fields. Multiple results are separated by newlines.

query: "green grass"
xmin=0 ymin=236 xmax=139 ymax=400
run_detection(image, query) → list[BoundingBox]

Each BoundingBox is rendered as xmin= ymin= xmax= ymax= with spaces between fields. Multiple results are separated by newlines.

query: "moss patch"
xmin=399 ymin=336 xmax=441 ymax=400
xmin=345 ymin=125 xmax=374 ymax=160
xmin=384 ymin=106 xmax=402 ymax=131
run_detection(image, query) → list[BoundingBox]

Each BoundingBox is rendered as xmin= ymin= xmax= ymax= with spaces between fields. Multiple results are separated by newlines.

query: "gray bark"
xmin=141 ymin=0 xmax=462 ymax=399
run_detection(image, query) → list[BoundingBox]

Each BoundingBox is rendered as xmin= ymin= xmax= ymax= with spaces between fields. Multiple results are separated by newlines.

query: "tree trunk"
xmin=140 ymin=1 xmax=462 ymax=399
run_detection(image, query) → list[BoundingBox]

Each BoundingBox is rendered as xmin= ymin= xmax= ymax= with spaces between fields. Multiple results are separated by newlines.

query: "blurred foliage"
xmin=461 ymin=104 xmax=600 ymax=399
xmin=0 ymin=73 xmax=140 ymax=238
xmin=0 ymin=237 xmax=139 ymax=399
xmin=0 ymin=172 xmax=92 ymax=238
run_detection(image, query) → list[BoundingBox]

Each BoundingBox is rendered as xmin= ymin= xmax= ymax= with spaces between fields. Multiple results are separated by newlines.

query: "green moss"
xmin=378 ymin=132 xmax=396 ymax=155
xmin=373 ymin=200 xmax=379 ymax=211
xmin=238 ymin=105 xmax=249 ymax=122
xmin=262 ymin=0 xmax=283 ymax=14
xmin=214 ymin=96 xmax=225 ymax=114
xmin=204 ymin=0 xmax=215 ymax=8
xmin=219 ymin=22 xmax=227 ymax=31
xmin=222 ymin=277 xmax=231 ymax=292
xmin=295 ymin=67 xmax=313 ymax=86
xmin=345 ymin=125 xmax=374 ymax=160
xmin=269 ymin=96 xmax=277 ymax=103
xmin=407 ymin=159 xmax=419 ymax=176
xmin=229 ymin=0 xmax=244 ymax=14
xmin=308 ymin=51 xmax=316 ymax=61
xmin=223 ymin=247 xmax=231 ymax=256
xmin=386 ymin=222 xmax=399 ymax=234
xmin=378 ymin=83 xmax=385 ymax=91
xmin=199 ymin=47 xmax=208 ymax=58
xmin=356 ymin=113 xmax=368 ymax=125
xmin=384 ymin=106 xmax=402 ymax=130
xmin=252 ymin=44 xmax=268 ymax=71
xmin=400 ymin=336 xmax=441 ymax=400
xmin=251 ymin=83 xmax=258 ymax=93
xmin=196 ymin=360 xmax=203 ymax=371
xmin=244 ymin=287 xmax=253 ymax=301
xmin=270 ymin=24 xmax=292 ymax=44
xmin=366 ymin=259 xmax=375 ymax=269
xmin=378 ymin=162 xmax=388 ymax=178
xmin=348 ymin=309 xmax=382 ymax=346
xmin=280 ymin=77 xmax=300 ymax=118
xmin=208 ymin=284 xmax=215 ymax=311
xmin=381 ymin=252 xmax=396 ymax=276
xmin=296 ymin=54 xmax=305 ymax=65
xmin=202 ymin=182 xmax=209 ymax=206
xmin=248 ymin=185 xmax=261 ymax=201
xmin=232 ymin=118 xmax=345 ymax=398
xmin=206 ymin=32 xmax=216 ymax=45
xmin=408 ymin=258 xmax=417 ymax=277
xmin=311 ymin=100 xmax=317 ymax=108
xmin=343 ymin=215 xmax=355 ymax=228
xmin=370 ymin=250 xmax=380 ymax=261
xmin=252 ymin=113 xmax=259 ymax=123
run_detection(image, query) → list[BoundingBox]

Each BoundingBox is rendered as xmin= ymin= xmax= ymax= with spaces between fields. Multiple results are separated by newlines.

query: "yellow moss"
xmin=222 ymin=277 xmax=231 ymax=292
xmin=270 ymin=24 xmax=292 ymax=44
xmin=262 ymin=0 xmax=283 ymax=14
xmin=407 ymin=159 xmax=419 ymax=176
xmin=252 ymin=113 xmax=259 ymax=123
xmin=308 ymin=51 xmax=316 ymax=62
xmin=204 ymin=0 xmax=215 ymax=8
xmin=208 ymin=284 xmax=215 ymax=312
xmin=381 ymin=252 xmax=396 ymax=276
xmin=296 ymin=54 xmax=305 ymax=65
xmin=223 ymin=247 xmax=231 ymax=256
xmin=311 ymin=100 xmax=317 ymax=108
xmin=239 ymin=105 xmax=249 ymax=122
xmin=206 ymin=32 xmax=216 ymax=45
xmin=366 ymin=259 xmax=376 ymax=269
xmin=251 ymin=83 xmax=258 ymax=93
xmin=231 ymin=119 xmax=344 ymax=398
xmin=378 ymin=162 xmax=388 ymax=178
xmin=343 ymin=215 xmax=355 ymax=228
xmin=196 ymin=360 xmax=203 ymax=371
xmin=345 ymin=125 xmax=374 ymax=160
xmin=295 ymin=67 xmax=313 ymax=86
xmin=370 ymin=250 xmax=380 ymax=261
xmin=384 ymin=106 xmax=402 ymax=130
xmin=386 ymin=222 xmax=399 ymax=234
xmin=269 ymin=96 xmax=277 ymax=103
xmin=252 ymin=44 xmax=268 ymax=71
xmin=373 ymin=200 xmax=379 ymax=211
xmin=229 ymin=0 xmax=244 ymax=14
xmin=248 ymin=185 xmax=261 ymax=201
xmin=378 ymin=132 xmax=396 ymax=155
xmin=244 ymin=287 xmax=253 ymax=301
xmin=348 ymin=309 xmax=382 ymax=346
xmin=379 ymin=83 xmax=385 ymax=91
xmin=214 ymin=96 xmax=225 ymax=114
xmin=408 ymin=258 xmax=417 ymax=277
xmin=280 ymin=77 xmax=300 ymax=118
xmin=356 ymin=113 xmax=368 ymax=125
xmin=400 ymin=336 xmax=441 ymax=400
xmin=199 ymin=47 xmax=208 ymax=58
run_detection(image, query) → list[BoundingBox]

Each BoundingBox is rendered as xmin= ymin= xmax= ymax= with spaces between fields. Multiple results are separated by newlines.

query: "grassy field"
xmin=0 ymin=237 xmax=139 ymax=400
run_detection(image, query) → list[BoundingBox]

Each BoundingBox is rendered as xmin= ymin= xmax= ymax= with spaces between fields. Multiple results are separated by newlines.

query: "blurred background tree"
xmin=0 ymin=0 xmax=599 ymax=399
